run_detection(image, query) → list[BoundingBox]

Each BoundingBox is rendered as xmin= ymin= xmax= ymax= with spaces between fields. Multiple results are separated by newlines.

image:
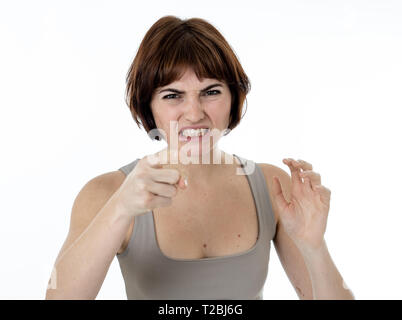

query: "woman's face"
xmin=150 ymin=67 xmax=232 ymax=158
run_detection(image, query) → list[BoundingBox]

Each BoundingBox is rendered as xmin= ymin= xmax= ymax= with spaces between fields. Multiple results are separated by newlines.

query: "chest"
xmin=152 ymin=174 xmax=259 ymax=260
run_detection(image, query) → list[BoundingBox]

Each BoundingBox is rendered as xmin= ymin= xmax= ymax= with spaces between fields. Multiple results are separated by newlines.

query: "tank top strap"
xmin=118 ymin=158 xmax=141 ymax=176
xmin=233 ymin=154 xmax=277 ymax=241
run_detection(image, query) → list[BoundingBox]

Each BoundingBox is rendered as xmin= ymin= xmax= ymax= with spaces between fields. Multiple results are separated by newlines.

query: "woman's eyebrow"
xmin=158 ymin=83 xmax=223 ymax=94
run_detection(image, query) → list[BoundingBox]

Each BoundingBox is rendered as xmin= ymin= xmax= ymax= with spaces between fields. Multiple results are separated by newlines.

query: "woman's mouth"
xmin=178 ymin=128 xmax=211 ymax=142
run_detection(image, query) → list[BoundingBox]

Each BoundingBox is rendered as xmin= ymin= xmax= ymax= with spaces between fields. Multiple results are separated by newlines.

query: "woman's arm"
xmin=299 ymin=240 xmax=354 ymax=299
xmin=261 ymin=161 xmax=355 ymax=299
xmin=45 ymin=171 xmax=131 ymax=300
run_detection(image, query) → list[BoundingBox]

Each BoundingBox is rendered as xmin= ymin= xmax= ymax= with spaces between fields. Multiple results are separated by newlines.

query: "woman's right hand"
xmin=116 ymin=152 xmax=187 ymax=218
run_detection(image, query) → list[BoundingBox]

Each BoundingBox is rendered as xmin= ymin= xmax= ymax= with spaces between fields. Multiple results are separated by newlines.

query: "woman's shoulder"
xmin=257 ymin=162 xmax=292 ymax=199
xmin=257 ymin=162 xmax=292 ymax=225
xmin=82 ymin=170 xmax=127 ymax=197
xmin=95 ymin=170 xmax=127 ymax=185
xmin=257 ymin=162 xmax=290 ymax=181
xmin=72 ymin=170 xmax=127 ymax=224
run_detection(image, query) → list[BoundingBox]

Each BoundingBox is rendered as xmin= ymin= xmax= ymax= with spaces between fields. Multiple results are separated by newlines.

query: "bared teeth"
xmin=181 ymin=128 xmax=209 ymax=137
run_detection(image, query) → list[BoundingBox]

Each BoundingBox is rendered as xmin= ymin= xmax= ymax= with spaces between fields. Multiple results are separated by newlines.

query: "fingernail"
xmin=184 ymin=178 xmax=188 ymax=187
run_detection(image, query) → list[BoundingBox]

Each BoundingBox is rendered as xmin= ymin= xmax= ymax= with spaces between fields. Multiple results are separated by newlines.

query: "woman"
xmin=45 ymin=15 xmax=354 ymax=300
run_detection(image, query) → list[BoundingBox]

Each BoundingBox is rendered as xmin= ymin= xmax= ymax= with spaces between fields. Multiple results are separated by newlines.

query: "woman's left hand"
xmin=272 ymin=158 xmax=332 ymax=254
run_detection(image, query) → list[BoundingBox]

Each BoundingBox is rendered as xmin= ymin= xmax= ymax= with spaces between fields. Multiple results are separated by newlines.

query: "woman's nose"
xmin=183 ymin=97 xmax=205 ymax=122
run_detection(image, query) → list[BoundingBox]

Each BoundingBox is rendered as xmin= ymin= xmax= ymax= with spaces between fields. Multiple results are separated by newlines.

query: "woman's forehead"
xmin=162 ymin=67 xmax=225 ymax=85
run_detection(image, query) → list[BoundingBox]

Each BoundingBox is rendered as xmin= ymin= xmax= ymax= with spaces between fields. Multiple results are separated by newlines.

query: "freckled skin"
xmin=237 ymin=234 xmax=241 ymax=238
xmin=203 ymin=244 xmax=207 ymax=248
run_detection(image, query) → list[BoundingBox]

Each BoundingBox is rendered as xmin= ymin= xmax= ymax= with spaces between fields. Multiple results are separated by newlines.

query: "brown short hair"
xmin=125 ymin=15 xmax=251 ymax=140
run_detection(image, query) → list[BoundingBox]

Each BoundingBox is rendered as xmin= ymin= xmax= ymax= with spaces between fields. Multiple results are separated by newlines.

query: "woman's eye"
xmin=162 ymin=90 xmax=220 ymax=100
xmin=205 ymin=90 xmax=221 ymax=96
xmin=163 ymin=94 xmax=179 ymax=99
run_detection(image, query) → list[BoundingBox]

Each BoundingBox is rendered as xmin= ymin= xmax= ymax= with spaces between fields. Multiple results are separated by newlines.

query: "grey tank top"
xmin=116 ymin=154 xmax=277 ymax=300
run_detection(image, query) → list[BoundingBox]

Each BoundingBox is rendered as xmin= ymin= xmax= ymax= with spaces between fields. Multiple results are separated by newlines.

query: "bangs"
xmin=153 ymin=30 xmax=233 ymax=89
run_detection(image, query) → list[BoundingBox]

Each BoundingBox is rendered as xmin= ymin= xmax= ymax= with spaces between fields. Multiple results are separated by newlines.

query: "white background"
xmin=1 ymin=0 xmax=401 ymax=300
